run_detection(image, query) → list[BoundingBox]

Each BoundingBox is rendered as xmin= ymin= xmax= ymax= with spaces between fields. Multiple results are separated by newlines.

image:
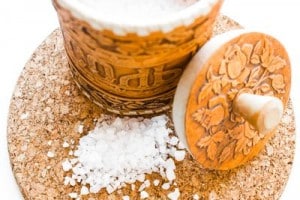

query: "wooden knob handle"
xmin=233 ymin=93 xmax=283 ymax=134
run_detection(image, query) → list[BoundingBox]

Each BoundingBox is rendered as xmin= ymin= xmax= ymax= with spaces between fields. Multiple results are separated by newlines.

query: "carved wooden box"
xmin=52 ymin=0 xmax=223 ymax=115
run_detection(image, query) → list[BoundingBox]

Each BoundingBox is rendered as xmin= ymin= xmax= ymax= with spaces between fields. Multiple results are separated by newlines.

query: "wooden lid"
xmin=173 ymin=30 xmax=291 ymax=170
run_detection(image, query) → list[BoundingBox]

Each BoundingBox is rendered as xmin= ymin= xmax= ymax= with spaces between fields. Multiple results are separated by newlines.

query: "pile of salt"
xmin=62 ymin=115 xmax=186 ymax=198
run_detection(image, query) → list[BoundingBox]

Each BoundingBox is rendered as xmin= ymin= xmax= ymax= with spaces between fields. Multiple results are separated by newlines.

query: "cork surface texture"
xmin=7 ymin=16 xmax=296 ymax=200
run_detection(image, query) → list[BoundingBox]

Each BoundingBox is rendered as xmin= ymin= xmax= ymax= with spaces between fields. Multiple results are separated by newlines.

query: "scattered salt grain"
xmin=131 ymin=184 xmax=135 ymax=191
xmin=62 ymin=115 xmax=184 ymax=195
xmin=167 ymin=188 xmax=180 ymax=200
xmin=165 ymin=159 xmax=176 ymax=181
xmin=169 ymin=136 xmax=179 ymax=146
xmin=70 ymin=139 xmax=75 ymax=144
xmin=144 ymin=180 xmax=150 ymax=187
xmin=69 ymin=150 xmax=74 ymax=156
xmin=266 ymin=144 xmax=274 ymax=156
xmin=47 ymin=140 xmax=52 ymax=146
xmin=138 ymin=183 xmax=146 ymax=192
xmin=64 ymin=177 xmax=71 ymax=185
xmin=69 ymin=178 xmax=76 ymax=186
xmin=140 ymin=191 xmax=149 ymax=199
xmin=63 ymin=141 xmax=70 ymax=148
xmin=80 ymin=186 xmax=89 ymax=195
xmin=139 ymin=180 xmax=151 ymax=191
xmin=62 ymin=160 xmax=72 ymax=171
xmin=153 ymin=179 xmax=160 ymax=186
xmin=162 ymin=182 xmax=170 ymax=190
xmin=174 ymin=150 xmax=186 ymax=161
xmin=122 ymin=196 xmax=130 ymax=200
xmin=209 ymin=191 xmax=218 ymax=200
xmin=193 ymin=194 xmax=200 ymax=200
xmin=68 ymin=192 xmax=78 ymax=199
xmin=47 ymin=151 xmax=55 ymax=158
xmin=77 ymin=124 xmax=84 ymax=134
xmin=137 ymin=174 xmax=146 ymax=182
xmin=20 ymin=112 xmax=29 ymax=120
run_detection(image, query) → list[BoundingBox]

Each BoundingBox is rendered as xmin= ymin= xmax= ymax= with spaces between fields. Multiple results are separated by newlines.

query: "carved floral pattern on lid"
xmin=185 ymin=33 xmax=291 ymax=170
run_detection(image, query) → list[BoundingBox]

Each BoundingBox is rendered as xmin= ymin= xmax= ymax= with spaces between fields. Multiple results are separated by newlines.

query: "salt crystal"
xmin=21 ymin=144 xmax=28 ymax=151
xmin=20 ymin=112 xmax=29 ymax=120
xmin=70 ymin=158 xmax=78 ymax=164
xmin=62 ymin=160 xmax=72 ymax=171
xmin=106 ymin=185 xmax=114 ymax=194
xmin=77 ymin=124 xmax=84 ymax=134
xmin=166 ymin=169 xmax=176 ymax=182
xmin=65 ymin=90 xmax=70 ymax=96
xmin=47 ymin=140 xmax=52 ymax=146
xmin=68 ymin=192 xmax=78 ymax=199
xmin=162 ymin=182 xmax=170 ymax=190
xmin=193 ymin=194 xmax=200 ymax=200
xmin=47 ymin=151 xmax=55 ymax=158
xmin=138 ymin=183 xmax=146 ymax=192
xmin=80 ymin=186 xmax=89 ymax=195
xmin=35 ymin=80 xmax=43 ymax=88
xmin=144 ymin=180 xmax=150 ymax=188
xmin=153 ymin=179 xmax=160 ymax=186
xmin=165 ymin=158 xmax=176 ymax=170
xmin=41 ymin=169 xmax=47 ymax=178
xmin=122 ymin=196 xmax=130 ymax=200
xmin=174 ymin=150 xmax=186 ymax=161
xmin=69 ymin=150 xmax=74 ymax=156
xmin=64 ymin=177 xmax=70 ymax=185
xmin=69 ymin=178 xmax=76 ymax=186
xmin=169 ymin=136 xmax=179 ymax=146
xmin=137 ymin=174 xmax=145 ymax=182
xmin=131 ymin=184 xmax=135 ymax=191
xmin=167 ymin=188 xmax=180 ymax=200
xmin=63 ymin=141 xmax=70 ymax=148
xmin=209 ymin=191 xmax=218 ymax=200
xmin=266 ymin=145 xmax=274 ymax=156
xmin=140 ymin=191 xmax=149 ymax=199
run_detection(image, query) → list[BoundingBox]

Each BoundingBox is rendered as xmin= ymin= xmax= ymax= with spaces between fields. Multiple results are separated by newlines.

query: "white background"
xmin=0 ymin=0 xmax=299 ymax=199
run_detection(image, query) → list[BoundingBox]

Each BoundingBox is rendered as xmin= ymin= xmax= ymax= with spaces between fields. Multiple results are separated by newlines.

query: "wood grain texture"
xmin=185 ymin=32 xmax=291 ymax=170
xmin=52 ymin=0 xmax=223 ymax=116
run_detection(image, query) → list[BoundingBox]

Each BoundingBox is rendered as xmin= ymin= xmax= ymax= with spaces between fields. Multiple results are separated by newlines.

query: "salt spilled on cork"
xmin=62 ymin=115 xmax=186 ymax=199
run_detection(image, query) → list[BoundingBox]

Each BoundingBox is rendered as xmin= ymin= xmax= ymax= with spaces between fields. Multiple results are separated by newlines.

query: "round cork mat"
xmin=7 ymin=16 xmax=295 ymax=200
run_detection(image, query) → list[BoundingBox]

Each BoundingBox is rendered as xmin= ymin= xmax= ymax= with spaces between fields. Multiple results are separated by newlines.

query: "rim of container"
xmin=57 ymin=0 xmax=220 ymax=35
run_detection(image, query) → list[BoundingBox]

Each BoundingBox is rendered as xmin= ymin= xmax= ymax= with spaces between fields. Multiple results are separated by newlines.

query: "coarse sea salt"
xmin=62 ymin=115 xmax=186 ymax=196
xmin=153 ymin=179 xmax=160 ymax=186
xmin=59 ymin=0 xmax=197 ymax=25
xmin=63 ymin=141 xmax=70 ymax=148
xmin=140 ymin=191 xmax=149 ymax=199
xmin=193 ymin=193 xmax=200 ymax=200
xmin=162 ymin=182 xmax=171 ymax=190
xmin=122 ymin=196 xmax=130 ymax=200
xmin=68 ymin=192 xmax=78 ymax=199
xmin=47 ymin=151 xmax=55 ymax=158
xmin=168 ymin=188 xmax=180 ymax=200
xmin=80 ymin=186 xmax=89 ymax=195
